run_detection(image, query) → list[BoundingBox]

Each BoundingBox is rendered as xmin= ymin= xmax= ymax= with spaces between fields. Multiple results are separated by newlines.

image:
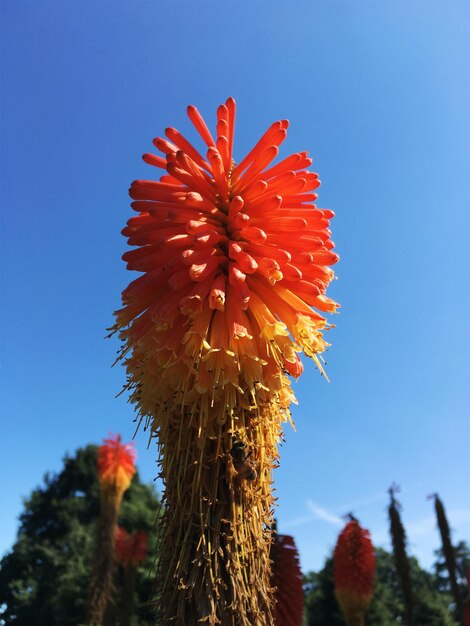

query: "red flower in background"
xmin=334 ymin=518 xmax=375 ymax=626
xmin=271 ymin=533 xmax=304 ymax=626
xmin=97 ymin=434 xmax=136 ymax=492
xmin=115 ymin=527 xmax=148 ymax=568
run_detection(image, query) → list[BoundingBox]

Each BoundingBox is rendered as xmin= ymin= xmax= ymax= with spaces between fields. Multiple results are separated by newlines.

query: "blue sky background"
xmin=1 ymin=1 xmax=469 ymax=574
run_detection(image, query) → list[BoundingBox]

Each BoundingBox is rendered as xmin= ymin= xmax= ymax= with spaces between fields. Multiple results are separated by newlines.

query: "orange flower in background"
xmin=271 ymin=533 xmax=304 ymax=626
xmin=115 ymin=527 xmax=148 ymax=568
xmin=97 ymin=434 xmax=136 ymax=492
xmin=334 ymin=517 xmax=375 ymax=626
xmin=115 ymin=97 xmax=338 ymax=431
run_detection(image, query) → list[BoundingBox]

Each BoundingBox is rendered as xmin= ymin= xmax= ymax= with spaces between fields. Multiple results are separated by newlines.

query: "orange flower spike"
xmin=334 ymin=518 xmax=376 ymax=626
xmin=97 ymin=434 xmax=136 ymax=493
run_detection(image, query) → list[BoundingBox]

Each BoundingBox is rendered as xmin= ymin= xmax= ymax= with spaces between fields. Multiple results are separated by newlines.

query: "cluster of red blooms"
xmin=97 ymin=434 xmax=137 ymax=492
xmin=115 ymin=526 xmax=149 ymax=568
xmin=333 ymin=518 xmax=375 ymax=625
xmin=271 ymin=534 xmax=304 ymax=626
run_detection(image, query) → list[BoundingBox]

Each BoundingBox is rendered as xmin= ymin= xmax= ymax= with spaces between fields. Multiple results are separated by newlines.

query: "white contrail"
xmin=306 ymin=499 xmax=343 ymax=526
xmin=282 ymin=499 xmax=343 ymax=529
xmin=283 ymin=494 xmax=380 ymax=530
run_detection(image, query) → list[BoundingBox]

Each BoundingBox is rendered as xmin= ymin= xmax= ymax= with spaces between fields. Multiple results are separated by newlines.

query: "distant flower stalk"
xmin=334 ymin=518 xmax=375 ymax=626
xmin=464 ymin=568 xmax=470 ymax=626
xmin=88 ymin=435 xmax=136 ymax=626
xmin=114 ymin=98 xmax=338 ymax=625
xmin=431 ymin=493 xmax=464 ymax=619
xmin=115 ymin=527 xmax=149 ymax=626
xmin=388 ymin=486 xmax=414 ymax=626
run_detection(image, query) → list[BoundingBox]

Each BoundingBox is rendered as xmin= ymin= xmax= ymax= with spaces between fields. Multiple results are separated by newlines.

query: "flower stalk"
xmin=113 ymin=98 xmax=338 ymax=625
xmin=115 ymin=527 xmax=148 ymax=626
xmin=431 ymin=493 xmax=463 ymax=622
xmin=388 ymin=485 xmax=414 ymax=626
xmin=464 ymin=568 xmax=470 ymax=626
xmin=88 ymin=435 xmax=136 ymax=626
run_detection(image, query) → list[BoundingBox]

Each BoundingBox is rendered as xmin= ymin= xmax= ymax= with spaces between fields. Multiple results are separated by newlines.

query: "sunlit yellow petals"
xmin=278 ymin=384 xmax=298 ymax=409
xmin=292 ymin=314 xmax=329 ymax=357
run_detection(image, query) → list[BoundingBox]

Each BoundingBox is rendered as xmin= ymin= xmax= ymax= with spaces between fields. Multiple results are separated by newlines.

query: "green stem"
xmin=121 ymin=566 xmax=137 ymax=626
xmin=87 ymin=486 xmax=123 ymax=626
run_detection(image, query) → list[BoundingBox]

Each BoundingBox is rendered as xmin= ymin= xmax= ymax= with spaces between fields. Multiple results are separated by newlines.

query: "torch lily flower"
xmin=334 ymin=517 xmax=375 ymax=626
xmin=97 ymin=433 xmax=137 ymax=494
xmin=271 ymin=532 xmax=304 ymax=626
xmin=113 ymin=98 xmax=338 ymax=625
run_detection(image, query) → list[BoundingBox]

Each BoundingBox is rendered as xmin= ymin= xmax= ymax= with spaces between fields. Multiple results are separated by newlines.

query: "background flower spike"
xmin=334 ymin=516 xmax=375 ymax=626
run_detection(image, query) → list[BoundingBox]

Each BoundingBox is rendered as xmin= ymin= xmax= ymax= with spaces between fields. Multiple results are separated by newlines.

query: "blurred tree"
xmin=304 ymin=557 xmax=343 ymax=626
xmin=434 ymin=541 xmax=470 ymax=594
xmin=304 ymin=548 xmax=458 ymax=626
xmin=0 ymin=445 xmax=161 ymax=626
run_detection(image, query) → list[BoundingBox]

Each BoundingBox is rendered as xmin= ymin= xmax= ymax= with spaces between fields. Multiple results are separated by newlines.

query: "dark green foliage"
xmin=304 ymin=548 xmax=459 ymax=626
xmin=0 ymin=445 xmax=161 ymax=626
xmin=304 ymin=556 xmax=343 ymax=626
xmin=388 ymin=487 xmax=414 ymax=625
xmin=432 ymin=494 xmax=464 ymax=622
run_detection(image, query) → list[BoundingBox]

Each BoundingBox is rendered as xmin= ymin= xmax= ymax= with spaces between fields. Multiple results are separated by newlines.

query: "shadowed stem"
xmin=388 ymin=487 xmax=414 ymax=626
xmin=152 ymin=405 xmax=282 ymax=625
xmin=121 ymin=566 xmax=137 ymax=626
xmin=346 ymin=616 xmax=365 ymax=626
xmin=88 ymin=486 xmax=123 ymax=626
xmin=433 ymin=494 xmax=463 ymax=625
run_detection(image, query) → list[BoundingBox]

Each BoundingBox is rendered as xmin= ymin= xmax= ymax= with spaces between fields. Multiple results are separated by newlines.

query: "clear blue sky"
xmin=1 ymin=1 xmax=469 ymax=574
